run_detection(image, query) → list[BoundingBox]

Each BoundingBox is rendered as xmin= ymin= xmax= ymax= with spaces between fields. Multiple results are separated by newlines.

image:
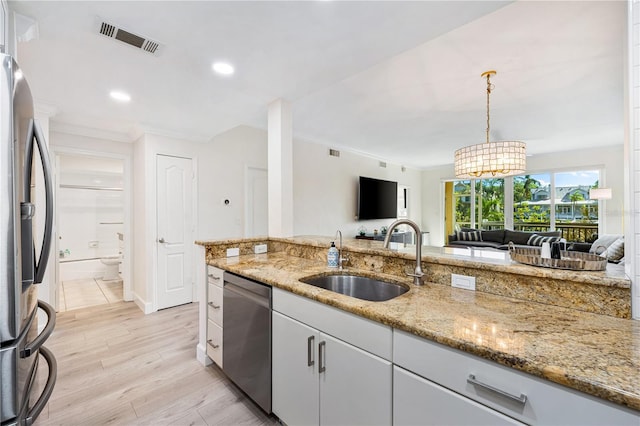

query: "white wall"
xmin=293 ymin=138 xmax=423 ymax=238
xmin=196 ymin=126 xmax=268 ymax=240
xmin=422 ymin=145 xmax=625 ymax=246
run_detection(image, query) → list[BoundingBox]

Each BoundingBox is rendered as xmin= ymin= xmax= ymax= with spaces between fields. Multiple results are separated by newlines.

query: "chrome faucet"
xmin=335 ymin=230 xmax=349 ymax=270
xmin=383 ymin=219 xmax=424 ymax=285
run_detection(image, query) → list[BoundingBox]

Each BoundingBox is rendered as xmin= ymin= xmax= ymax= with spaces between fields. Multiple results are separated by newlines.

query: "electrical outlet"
xmin=254 ymin=244 xmax=267 ymax=254
xmin=226 ymin=247 xmax=240 ymax=257
xmin=451 ymin=273 xmax=476 ymax=290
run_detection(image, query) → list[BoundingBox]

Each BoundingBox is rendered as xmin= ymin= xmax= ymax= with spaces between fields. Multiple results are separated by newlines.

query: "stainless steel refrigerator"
xmin=0 ymin=53 xmax=57 ymax=426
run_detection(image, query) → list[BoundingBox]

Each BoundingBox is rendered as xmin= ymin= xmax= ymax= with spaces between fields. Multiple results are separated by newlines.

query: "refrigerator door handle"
xmin=31 ymin=120 xmax=54 ymax=285
xmin=22 ymin=300 xmax=56 ymax=358
xmin=24 ymin=346 xmax=57 ymax=426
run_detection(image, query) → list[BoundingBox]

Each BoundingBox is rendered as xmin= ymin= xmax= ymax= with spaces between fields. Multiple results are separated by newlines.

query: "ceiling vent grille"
xmin=96 ymin=18 xmax=163 ymax=56
xmin=329 ymin=149 xmax=340 ymax=157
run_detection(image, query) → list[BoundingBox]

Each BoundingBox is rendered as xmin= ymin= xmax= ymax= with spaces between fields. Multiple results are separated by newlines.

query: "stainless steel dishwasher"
xmin=222 ymin=272 xmax=272 ymax=413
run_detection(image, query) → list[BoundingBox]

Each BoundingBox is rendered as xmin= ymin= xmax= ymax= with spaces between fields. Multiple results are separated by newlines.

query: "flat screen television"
xmin=357 ymin=176 xmax=398 ymax=220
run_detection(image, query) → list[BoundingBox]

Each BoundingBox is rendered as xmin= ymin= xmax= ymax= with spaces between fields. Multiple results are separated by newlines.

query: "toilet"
xmin=100 ymin=255 xmax=120 ymax=281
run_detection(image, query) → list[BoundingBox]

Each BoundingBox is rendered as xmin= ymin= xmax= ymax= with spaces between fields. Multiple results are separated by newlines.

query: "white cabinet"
xmin=205 ymin=266 xmax=223 ymax=367
xmin=272 ymin=289 xmax=392 ymax=426
xmin=272 ymin=312 xmax=319 ymax=426
xmin=394 ymin=366 xmax=523 ymax=426
xmin=394 ymin=329 xmax=639 ymax=426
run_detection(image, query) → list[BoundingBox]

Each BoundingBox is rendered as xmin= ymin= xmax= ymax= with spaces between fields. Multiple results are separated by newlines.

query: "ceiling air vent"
xmin=329 ymin=149 xmax=340 ymax=158
xmin=96 ymin=18 xmax=163 ymax=56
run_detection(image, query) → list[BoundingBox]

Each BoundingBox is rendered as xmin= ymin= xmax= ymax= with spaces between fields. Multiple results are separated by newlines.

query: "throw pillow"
xmin=602 ymin=237 xmax=624 ymax=262
xmin=456 ymin=230 xmax=482 ymax=242
xmin=589 ymin=234 xmax=622 ymax=254
xmin=527 ymin=234 xmax=560 ymax=246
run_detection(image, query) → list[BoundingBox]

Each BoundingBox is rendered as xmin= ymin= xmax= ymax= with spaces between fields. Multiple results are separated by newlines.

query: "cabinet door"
xmin=394 ymin=366 xmax=523 ymax=426
xmin=319 ymin=333 xmax=392 ymax=426
xmin=272 ymin=312 xmax=320 ymax=426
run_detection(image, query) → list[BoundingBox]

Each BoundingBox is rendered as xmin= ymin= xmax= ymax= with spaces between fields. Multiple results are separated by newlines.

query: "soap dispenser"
xmin=327 ymin=241 xmax=339 ymax=268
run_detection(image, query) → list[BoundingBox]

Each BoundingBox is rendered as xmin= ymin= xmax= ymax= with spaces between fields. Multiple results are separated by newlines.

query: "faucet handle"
xmin=406 ymin=271 xmax=425 ymax=285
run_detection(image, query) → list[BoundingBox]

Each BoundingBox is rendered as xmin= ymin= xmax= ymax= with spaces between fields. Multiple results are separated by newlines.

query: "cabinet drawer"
xmin=207 ymin=283 xmax=223 ymax=325
xmin=206 ymin=320 xmax=222 ymax=367
xmin=394 ymin=330 xmax=639 ymax=425
xmin=394 ymin=366 xmax=523 ymax=426
xmin=207 ymin=266 xmax=223 ymax=287
xmin=273 ymin=288 xmax=392 ymax=360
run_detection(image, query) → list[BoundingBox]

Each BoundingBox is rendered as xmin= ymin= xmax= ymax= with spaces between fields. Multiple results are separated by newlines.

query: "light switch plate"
xmin=254 ymin=244 xmax=267 ymax=254
xmin=451 ymin=273 xmax=476 ymax=290
xmin=226 ymin=247 xmax=240 ymax=257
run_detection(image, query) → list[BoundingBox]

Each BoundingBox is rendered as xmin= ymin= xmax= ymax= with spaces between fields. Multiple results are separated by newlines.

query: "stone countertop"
xmin=196 ymin=235 xmax=630 ymax=289
xmin=207 ymin=251 xmax=640 ymax=412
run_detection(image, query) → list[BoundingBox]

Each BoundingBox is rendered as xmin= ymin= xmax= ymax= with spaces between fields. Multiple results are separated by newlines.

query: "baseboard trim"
xmin=197 ymin=343 xmax=212 ymax=366
xmin=134 ymin=293 xmax=153 ymax=314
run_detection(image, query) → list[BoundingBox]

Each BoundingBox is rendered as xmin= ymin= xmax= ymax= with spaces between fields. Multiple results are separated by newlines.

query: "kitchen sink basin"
xmin=300 ymin=274 xmax=409 ymax=302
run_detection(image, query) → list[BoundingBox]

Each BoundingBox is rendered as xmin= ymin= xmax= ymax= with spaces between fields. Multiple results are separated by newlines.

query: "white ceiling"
xmin=9 ymin=1 xmax=626 ymax=169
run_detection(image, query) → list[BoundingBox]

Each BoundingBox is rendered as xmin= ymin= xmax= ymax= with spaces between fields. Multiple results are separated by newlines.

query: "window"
xmin=513 ymin=173 xmax=551 ymax=231
xmin=448 ymin=178 xmax=504 ymax=231
xmin=445 ymin=169 xmax=601 ymax=243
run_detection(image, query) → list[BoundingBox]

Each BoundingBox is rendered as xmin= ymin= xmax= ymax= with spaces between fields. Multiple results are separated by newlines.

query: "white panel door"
xmin=156 ymin=154 xmax=193 ymax=310
xmin=245 ymin=167 xmax=268 ymax=237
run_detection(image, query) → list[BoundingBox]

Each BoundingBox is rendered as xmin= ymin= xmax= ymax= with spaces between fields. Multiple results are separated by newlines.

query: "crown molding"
xmin=50 ymin=121 xmax=133 ymax=143
xmin=34 ymin=102 xmax=58 ymax=118
xmin=130 ymin=124 xmax=212 ymax=144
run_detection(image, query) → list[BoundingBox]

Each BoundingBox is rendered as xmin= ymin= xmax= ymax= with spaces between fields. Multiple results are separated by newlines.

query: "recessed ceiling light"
xmin=109 ymin=90 xmax=131 ymax=102
xmin=212 ymin=62 xmax=234 ymax=75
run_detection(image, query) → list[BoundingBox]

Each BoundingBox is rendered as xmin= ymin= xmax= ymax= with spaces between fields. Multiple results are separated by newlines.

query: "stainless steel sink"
xmin=300 ymin=274 xmax=409 ymax=302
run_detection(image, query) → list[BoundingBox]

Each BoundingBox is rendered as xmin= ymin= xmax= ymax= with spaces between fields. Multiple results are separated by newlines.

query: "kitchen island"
xmin=196 ymin=236 xmax=639 ymax=423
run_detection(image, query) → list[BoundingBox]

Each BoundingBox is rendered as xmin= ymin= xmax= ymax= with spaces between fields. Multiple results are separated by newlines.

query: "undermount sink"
xmin=300 ymin=274 xmax=409 ymax=302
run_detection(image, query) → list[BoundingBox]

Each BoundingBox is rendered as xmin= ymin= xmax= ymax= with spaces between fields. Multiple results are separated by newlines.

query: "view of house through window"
xmin=446 ymin=170 xmax=601 ymax=243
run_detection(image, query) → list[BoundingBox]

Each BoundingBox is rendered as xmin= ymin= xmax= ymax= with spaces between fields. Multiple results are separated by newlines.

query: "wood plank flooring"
xmin=34 ymin=301 xmax=278 ymax=426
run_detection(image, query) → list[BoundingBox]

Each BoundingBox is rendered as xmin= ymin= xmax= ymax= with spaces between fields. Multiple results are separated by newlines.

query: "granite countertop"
xmin=207 ymin=250 xmax=640 ymax=412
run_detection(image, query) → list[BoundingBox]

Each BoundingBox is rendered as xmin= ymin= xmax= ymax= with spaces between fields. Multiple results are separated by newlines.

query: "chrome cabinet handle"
xmin=208 ymin=274 xmax=221 ymax=280
xmin=207 ymin=339 xmax=220 ymax=349
xmin=467 ymin=374 xmax=527 ymax=405
xmin=208 ymin=301 xmax=221 ymax=309
xmin=319 ymin=341 xmax=326 ymax=373
xmin=307 ymin=336 xmax=315 ymax=367
xmin=158 ymin=237 xmax=165 ymax=243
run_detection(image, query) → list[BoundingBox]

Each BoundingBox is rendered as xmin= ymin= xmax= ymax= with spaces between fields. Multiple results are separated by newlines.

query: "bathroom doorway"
xmin=54 ymin=151 xmax=131 ymax=312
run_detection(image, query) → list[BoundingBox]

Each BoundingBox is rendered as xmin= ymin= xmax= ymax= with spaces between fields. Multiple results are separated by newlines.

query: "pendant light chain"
xmin=485 ymin=72 xmax=494 ymax=145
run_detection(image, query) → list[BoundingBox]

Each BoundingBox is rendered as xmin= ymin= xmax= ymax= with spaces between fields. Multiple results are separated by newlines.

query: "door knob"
xmin=158 ymin=237 xmax=165 ymax=243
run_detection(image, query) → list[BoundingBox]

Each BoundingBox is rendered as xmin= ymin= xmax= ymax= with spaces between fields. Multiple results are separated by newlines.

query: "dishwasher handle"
xmin=224 ymin=282 xmax=270 ymax=309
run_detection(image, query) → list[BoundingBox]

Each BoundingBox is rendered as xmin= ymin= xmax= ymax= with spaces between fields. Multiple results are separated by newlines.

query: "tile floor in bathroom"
xmin=59 ymin=278 xmax=123 ymax=312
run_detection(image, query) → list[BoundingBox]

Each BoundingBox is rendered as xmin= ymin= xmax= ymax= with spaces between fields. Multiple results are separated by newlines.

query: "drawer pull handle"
xmin=207 ymin=339 xmax=220 ymax=349
xmin=307 ymin=336 xmax=315 ymax=367
xmin=208 ymin=302 xmax=221 ymax=309
xmin=467 ymin=374 xmax=527 ymax=405
xmin=318 ymin=341 xmax=326 ymax=373
xmin=208 ymin=274 xmax=221 ymax=280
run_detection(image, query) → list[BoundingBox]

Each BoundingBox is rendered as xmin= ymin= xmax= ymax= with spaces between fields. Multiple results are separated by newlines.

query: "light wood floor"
xmin=34 ymin=301 xmax=278 ymax=426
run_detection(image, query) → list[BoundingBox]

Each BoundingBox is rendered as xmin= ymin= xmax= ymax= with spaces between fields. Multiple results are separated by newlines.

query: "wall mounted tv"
xmin=357 ymin=176 xmax=398 ymax=220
